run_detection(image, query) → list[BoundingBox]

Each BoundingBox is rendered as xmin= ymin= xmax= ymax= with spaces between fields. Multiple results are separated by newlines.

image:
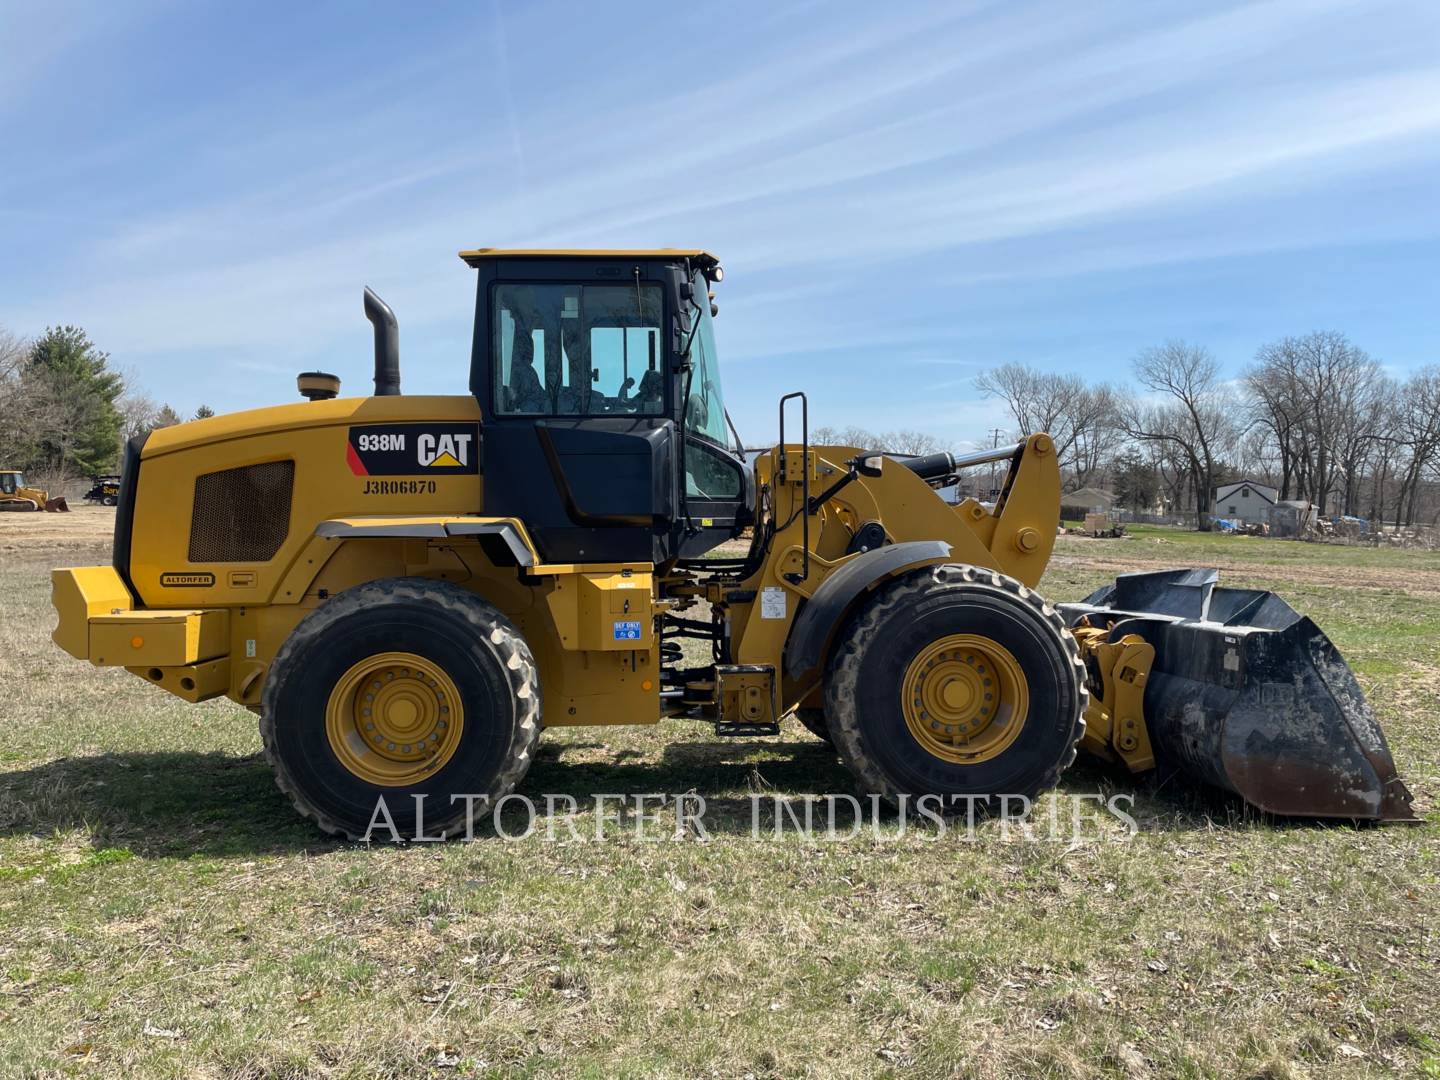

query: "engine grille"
xmin=188 ymin=460 xmax=295 ymax=563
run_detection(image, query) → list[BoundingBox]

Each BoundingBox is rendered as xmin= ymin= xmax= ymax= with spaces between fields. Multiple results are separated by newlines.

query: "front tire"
xmin=260 ymin=578 xmax=540 ymax=839
xmin=793 ymin=707 xmax=833 ymax=744
xmin=825 ymin=564 xmax=1086 ymax=814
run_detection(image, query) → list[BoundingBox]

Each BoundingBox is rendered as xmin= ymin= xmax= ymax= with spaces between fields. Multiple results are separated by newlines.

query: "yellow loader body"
xmin=49 ymin=248 xmax=1414 ymax=838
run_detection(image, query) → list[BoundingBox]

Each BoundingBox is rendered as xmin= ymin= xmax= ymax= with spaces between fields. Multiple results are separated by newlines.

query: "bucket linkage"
xmin=1060 ymin=569 xmax=1417 ymax=823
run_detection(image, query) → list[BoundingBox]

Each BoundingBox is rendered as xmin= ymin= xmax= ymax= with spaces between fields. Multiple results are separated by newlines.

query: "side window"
xmin=685 ymin=438 xmax=742 ymax=500
xmin=684 ymin=298 xmax=729 ymax=447
xmin=583 ymin=287 xmax=663 ymax=415
xmin=493 ymin=283 xmax=663 ymax=416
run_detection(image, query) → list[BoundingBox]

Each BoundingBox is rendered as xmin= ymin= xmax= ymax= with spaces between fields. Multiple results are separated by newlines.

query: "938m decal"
xmin=346 ymin=423 xmax=479 ymax=476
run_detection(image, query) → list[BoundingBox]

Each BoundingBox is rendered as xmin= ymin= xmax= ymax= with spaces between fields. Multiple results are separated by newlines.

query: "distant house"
xmin=1212 ymin=479 xmax=1278 ymax=525
xmin=1060 ymin=486 xmax=1116 ymax=522
xmin=1272 ymin=500 xmax=1317 ymax=537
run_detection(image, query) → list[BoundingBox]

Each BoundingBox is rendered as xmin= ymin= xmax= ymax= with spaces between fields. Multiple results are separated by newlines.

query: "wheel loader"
xmin=50 ymin=249 xmax=1416 ymax=837
xmin=1 ymin=468 xmax=69 ymax=512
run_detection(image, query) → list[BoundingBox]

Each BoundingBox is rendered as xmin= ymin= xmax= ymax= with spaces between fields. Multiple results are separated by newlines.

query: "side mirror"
xmin=856 ymin=454 xmax=885 ymax=478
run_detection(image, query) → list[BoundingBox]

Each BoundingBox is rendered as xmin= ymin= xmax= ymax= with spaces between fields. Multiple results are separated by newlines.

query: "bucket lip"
xmin=1378 ymin=781 xmax=1422 ymax=824
xmin=1058 ymin=600 xmax=1267 ymax=636
xmin=1071 ymin=567 xmax=1304 ymax=631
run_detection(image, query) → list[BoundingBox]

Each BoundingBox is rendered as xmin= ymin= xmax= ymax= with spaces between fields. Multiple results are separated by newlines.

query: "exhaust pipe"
xmin=363 ymin=287 xmax=400 ymax=396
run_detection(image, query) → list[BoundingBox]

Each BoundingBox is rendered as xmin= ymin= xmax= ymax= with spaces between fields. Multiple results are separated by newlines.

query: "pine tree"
xmin=24 ymin=326 xmax=124 ymax=477
xmin=151 ymin=404 xmax=183 ymax=429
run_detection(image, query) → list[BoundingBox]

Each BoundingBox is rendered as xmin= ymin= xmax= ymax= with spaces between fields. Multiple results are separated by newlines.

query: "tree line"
xmin=970 ymin=333 xmax=1440 ymax=529
xmin=815 ymin=332 xmax=1439 ymax=530
xmin=0 ymin=325 xmax=210 ymax=483
xmin=5 ymin=318 xmax=1436 ymax=529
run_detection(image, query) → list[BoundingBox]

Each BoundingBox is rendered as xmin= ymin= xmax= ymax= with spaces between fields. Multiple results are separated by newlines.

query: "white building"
xmin=1212 ymin=479 xmax=1279 ymax=525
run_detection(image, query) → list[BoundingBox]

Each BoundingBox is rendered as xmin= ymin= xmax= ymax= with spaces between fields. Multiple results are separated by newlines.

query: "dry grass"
xmin=0 ymin=522 xmax=1436 ymax=1078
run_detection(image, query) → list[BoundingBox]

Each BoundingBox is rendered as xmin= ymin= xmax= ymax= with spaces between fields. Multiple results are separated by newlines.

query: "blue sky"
xmin=2 ymin=0 xmax=1437 ymax=447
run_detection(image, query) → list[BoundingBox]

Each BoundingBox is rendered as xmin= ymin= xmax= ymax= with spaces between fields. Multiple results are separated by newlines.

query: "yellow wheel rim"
xmin=324 ymin=651 xmax=464 ymax=786
xmin=901 ymin=634 xmax=1029 ymax=764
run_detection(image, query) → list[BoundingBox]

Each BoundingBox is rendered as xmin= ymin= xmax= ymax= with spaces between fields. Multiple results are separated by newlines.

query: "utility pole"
xmin=987 ymin=428 xmax=1004 ymax=501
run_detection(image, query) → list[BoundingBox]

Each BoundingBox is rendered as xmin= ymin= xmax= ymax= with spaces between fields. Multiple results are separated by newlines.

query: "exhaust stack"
xmin=363 ymin=287 xmax=400 ymax=396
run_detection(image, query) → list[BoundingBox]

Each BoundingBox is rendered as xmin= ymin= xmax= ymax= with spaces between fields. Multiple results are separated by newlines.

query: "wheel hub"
xmin=325 ymin=652 xmax=464 ymax=786
xmin=902 ymin=634 xmax=1029 ymax=764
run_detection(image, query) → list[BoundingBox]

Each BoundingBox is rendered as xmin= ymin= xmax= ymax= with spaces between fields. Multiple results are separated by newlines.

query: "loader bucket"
xmin=44 ymin=497 xmax=69 ymax=512
xmin=1060 ymin=569 xmax=1417 ymax=823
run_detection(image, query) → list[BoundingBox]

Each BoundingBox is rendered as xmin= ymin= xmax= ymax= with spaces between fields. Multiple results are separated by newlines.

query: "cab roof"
xmin=459 ymin=247 xmax=719 ymax=269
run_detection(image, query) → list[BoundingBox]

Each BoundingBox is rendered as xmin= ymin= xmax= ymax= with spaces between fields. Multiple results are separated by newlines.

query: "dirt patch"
xmin=1050 ymin=544 xmax=1440 ymax=599
xmin=0 ymin=504 xmax=115 ymax=554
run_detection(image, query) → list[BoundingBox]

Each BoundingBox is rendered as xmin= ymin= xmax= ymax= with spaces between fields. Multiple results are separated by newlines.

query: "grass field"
xmin=1 ymin=510 xmax=1437 ymax=1077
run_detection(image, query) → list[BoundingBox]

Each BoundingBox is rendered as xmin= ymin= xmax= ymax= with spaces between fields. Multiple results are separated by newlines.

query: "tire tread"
xmin=824 ymin=563 xmax=1087 ymax=809
xmin=259 ymin=578 xmax=541 ymax=840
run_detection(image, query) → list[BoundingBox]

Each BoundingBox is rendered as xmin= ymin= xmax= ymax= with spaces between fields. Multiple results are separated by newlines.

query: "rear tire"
xmin=260 ymin=578 xmax=540 ymax=840
xmin=825 ymin=564 xmax=1086 ymax=814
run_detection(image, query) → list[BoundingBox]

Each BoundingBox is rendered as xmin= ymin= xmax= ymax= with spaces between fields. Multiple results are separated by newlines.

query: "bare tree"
xmin=0 ymin=328 xmax=32 ymax=463
xmin=0 ymin=327 xmax=69 ymax=474
xmin=878 ymin=429 xmax=946 ymax=455
xmin=1245 ymin=332 xmax=1385 ymax=514
xmin=118 ymin=390 xmax=159 ymax=442
xmin=812 ymin=425 xmax=952 ymax=456
xmin=810 ymin=424 xmax=878 ymax=448
xmin=1119 ymin=341 xmax=1235 ymax=529
xmin=1242 ymin=346 xmax=1303 ymax=499
xmin=974 ymin=362 xmax=1118 ymax=487
xmin=1394 ymin=366 xmax=1440 ymax=526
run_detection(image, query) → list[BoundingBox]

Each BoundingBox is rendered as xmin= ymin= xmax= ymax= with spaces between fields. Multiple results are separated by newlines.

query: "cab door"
xmin=475 ymin=270 xmax=680 ymax=564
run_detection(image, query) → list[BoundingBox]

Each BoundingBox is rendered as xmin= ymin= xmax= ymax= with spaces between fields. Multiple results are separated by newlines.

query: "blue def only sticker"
xmin=613 ymin=620 xmax=642 ymax=641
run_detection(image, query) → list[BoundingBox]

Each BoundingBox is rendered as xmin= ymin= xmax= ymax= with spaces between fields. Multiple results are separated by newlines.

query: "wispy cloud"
xmin=1 ymin=0 xmax=1437 ymax=431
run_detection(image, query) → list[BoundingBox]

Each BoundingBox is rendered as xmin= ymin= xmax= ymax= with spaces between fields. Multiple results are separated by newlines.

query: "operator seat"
xmin=509 ymin=357 xmax=547 ymax=413
xmin=635 ymin=370 xmax=663 ymax=410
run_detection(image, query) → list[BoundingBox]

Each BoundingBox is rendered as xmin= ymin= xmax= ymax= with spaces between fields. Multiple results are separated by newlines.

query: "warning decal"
xmin=760 ymin=586 xmax=786 ymax=620
xmin=346 ymin=423 xmax=480 ymax=476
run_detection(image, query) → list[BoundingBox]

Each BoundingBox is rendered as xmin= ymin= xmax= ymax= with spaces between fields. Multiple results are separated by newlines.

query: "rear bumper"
xmin=52 ymin=566 xmax=231 ymax=702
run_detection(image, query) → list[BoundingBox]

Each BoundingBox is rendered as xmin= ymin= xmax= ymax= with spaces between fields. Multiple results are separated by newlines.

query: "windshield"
xmin=0 ymin=472 xmax=20 ymax=494
xmin=684 ymin=272 xmax=730 ymax=447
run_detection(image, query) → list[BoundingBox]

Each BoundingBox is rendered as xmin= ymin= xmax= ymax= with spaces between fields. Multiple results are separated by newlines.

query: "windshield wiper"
xmin=724 ymin=408 xmax=744 ymax=454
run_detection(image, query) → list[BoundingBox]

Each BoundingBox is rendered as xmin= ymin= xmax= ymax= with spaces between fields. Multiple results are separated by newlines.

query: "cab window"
xmin=683 ymin=280 xmax=729 ymax=447
xmin=685 ymin=438 xmax=742 ymax=500
xmin=493 ymin=284 xmax=664 ymax=415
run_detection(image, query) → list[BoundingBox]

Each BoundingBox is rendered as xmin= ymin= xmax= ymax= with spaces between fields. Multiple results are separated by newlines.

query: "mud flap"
xmin=1061 ymin=569 xmax=1417 ymax=823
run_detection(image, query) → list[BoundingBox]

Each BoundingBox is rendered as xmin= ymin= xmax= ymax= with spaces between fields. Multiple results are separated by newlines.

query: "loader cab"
xmin=464 ymin=249 xmax=751 ymax=564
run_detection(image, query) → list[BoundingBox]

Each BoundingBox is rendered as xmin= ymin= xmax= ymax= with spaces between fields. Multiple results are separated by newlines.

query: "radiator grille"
xmin=188 ymin=460 xmax=294 ymax=562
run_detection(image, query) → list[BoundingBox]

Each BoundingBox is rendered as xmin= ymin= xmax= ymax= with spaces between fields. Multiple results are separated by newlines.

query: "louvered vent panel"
xmin=188 ymin=460 xmax=294 ymax=562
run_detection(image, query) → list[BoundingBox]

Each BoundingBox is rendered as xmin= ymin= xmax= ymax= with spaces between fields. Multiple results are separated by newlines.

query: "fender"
xmin=782 ymin=540 xmax=952 ymax=682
